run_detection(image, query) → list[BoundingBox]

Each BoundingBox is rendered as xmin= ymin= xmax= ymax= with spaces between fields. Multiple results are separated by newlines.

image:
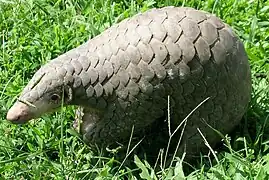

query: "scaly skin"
xmin=7 ymin=6 xmax=251 ymax=159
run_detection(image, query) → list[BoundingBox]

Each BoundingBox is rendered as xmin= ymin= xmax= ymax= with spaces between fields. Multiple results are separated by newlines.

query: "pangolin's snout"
xmin=6 ymin=102 xmax=31 ymax=124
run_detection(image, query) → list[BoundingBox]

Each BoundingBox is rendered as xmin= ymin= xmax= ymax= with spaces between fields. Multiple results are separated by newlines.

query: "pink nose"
xmin=6 ymin=102 xmax=30 ymax=124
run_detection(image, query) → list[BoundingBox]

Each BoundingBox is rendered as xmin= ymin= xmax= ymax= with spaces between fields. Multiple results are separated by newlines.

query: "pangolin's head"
xmin=6 ymin=62 xmax=73 ymax=124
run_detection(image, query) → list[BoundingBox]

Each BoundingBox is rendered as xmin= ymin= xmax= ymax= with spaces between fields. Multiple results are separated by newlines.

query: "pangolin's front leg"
xmin=74 ymin=107 xmax=103 ymax=145
xmin=74 ymin=104 xmax=134 ymax=148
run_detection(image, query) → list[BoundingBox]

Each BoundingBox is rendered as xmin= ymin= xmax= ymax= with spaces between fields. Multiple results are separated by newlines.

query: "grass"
xmin=1 ymin=0 xmax=269 ymax=179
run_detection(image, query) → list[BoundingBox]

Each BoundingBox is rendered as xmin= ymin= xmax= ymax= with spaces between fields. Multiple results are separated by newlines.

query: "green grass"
xmin=1 ymin=0 xmax=269 ymax=179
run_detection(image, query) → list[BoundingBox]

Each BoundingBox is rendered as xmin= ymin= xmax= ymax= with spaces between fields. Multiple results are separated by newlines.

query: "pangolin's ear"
xmin=64 ymin=85 xmax=73 ymax=103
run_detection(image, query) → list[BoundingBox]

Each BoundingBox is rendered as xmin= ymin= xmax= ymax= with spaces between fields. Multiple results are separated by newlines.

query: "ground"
xmin=1 ymin=0 xmax=269 ymax=179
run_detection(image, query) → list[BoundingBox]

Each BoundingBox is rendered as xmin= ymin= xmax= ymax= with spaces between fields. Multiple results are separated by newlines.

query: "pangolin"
xmin=6 ymin=6 xmax=251 ymax=160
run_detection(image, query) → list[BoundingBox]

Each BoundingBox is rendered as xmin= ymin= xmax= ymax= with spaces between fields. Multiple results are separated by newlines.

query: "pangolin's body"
xmin=7 ymin=7 xmax=251 ymax=159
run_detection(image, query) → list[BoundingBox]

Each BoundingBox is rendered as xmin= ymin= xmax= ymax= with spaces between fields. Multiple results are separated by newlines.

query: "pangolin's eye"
xmin=50 ymin=94 xmax=60 ymax=101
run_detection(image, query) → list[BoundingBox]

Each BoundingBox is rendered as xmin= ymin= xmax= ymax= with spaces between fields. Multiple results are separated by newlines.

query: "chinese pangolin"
xmin=6 ymin=6 xmax=251 ymax=160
